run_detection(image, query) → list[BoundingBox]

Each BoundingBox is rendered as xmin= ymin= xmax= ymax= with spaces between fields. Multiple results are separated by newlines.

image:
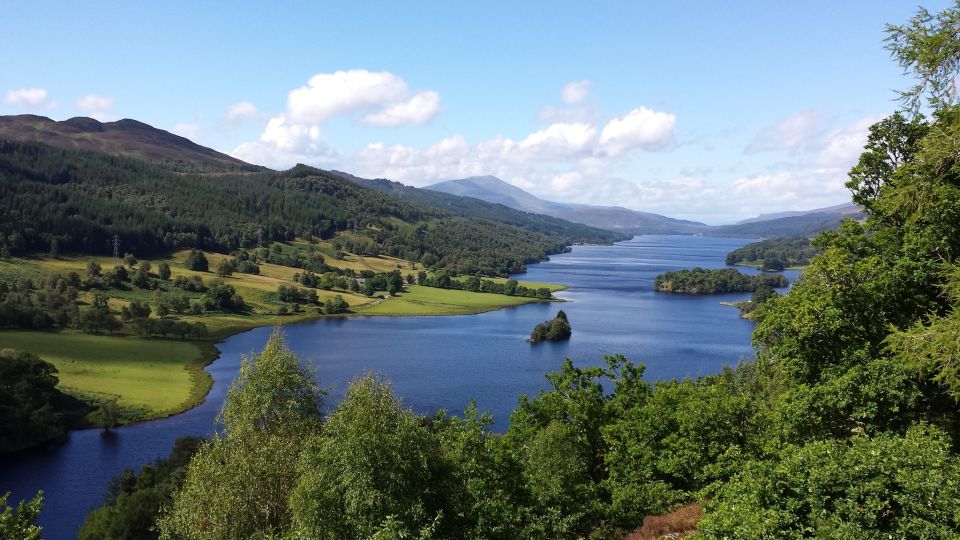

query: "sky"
xmin=2 ymin=1 xmax=952 ymax=224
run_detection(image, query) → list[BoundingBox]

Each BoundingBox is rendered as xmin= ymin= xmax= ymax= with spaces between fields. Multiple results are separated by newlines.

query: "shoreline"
xmin=54 ymin=282 xmax=571 ymax=431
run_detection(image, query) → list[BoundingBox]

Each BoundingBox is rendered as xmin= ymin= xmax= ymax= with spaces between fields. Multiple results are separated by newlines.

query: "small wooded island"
xmin=529 ymin=310 xmax=572 ymax=343
xmin=655 ymin=268 xmax=787 ymax=294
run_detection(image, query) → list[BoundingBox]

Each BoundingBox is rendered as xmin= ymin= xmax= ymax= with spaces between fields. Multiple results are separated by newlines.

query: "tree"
xmin=159 ymin=331 xmax=324 ymax=539
xmin=123 ymin=253 xmax=138 ymax=268
xmin=326 ymin=295 xmax=350 ymax=314
xmin=0 ymin=491 xmax=43 ymax=540
xmin=86 ymin=260 xmax=102 ymax=277
xmin=290 ymin=375 xmax=449 ymax=539
xmin=215 ymin=259 xmax=234 ymax=277
xmin=761 ymin=258 xmax=784 ymax=272
xmin=100 ymin=399 xmax=118 ymax=431
xmin=0 ymin=349 xmax=88 ymax=454
xmin=49 ymin=237 xmax=60 ymax=258
xmin=184 ymin=249 xmax=208 ymax=272
xmin=157 ymin=262 xmax=171 ymax=280
xmin=886 ymin=5 xmax=960 ymax=112
xmin=845 ymin=113 xmax=927 ymax=213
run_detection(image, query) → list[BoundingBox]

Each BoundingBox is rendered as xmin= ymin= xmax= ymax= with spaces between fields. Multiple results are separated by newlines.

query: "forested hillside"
xmin=0 ymin=141 xmax=614 ymax=275
xmin=725 ymin=237 xmax=819 ymax=268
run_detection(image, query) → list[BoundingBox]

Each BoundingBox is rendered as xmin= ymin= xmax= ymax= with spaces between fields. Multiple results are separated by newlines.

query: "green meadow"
xmin=0 ymin=330 xmax=212 ymax=424
xmin=356 ymin=284 xmax=544 ymax=316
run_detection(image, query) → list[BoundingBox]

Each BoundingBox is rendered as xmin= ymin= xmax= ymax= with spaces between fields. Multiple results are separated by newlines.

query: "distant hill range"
xmin=427 ymin=176 xmax=862 ymax=238
xmin=427 ymin=176 xmax=708 ymax=235
xmin=0 ymin=114 xmax=860 ymax=242
xmin=0 ymin=114 xmax=264 ymax=173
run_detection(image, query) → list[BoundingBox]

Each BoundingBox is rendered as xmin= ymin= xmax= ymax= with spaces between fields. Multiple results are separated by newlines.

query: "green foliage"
xmin=529 ymin=310 xmax=571 ymax=343
xmin=0 ymin=349 xmax=89 ymax=454
xmin=290 ymin=374 xmax=449 ymax=539
xmin=158 ymin=330 xmax=323 ymax=539
xmin=183 ymin=249 xmax=208 ymax=272
xmin=603 ymin=370 xmax=756 ymax=525
xmin=0 ymin=491 xmax=42 ymax=540
xmin=725 ymin=237 xmax=819 ymax=267
xmin=699 ymin=426 xmax=960 ymax=538
xmin=886 ymin=5 xmax=960 ymax=112
xmin=157 ymin=261 xmax=171 ymax=280
xmin=887 ymin=264 xmax=960 ymax=399
xmin=655 ymin=267 xmax=787 ymax=294
xmin=325 ymin=294 xmax=350 ymax=314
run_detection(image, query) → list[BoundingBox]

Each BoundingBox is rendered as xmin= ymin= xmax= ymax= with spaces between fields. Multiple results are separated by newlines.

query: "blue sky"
xmin=2 ymin=1 xmax=950 ymax=224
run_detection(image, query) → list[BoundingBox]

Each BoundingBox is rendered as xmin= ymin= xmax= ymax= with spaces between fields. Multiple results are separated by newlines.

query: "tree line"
xmin=724 ymin=236 xmax=819 ymax=269
xmin=654 ymin=267 xmax=787 ymax=294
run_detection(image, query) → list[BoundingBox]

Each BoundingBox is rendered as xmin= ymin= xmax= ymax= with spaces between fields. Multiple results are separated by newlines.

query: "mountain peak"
xmin=0 ymin=114 xmax=263 ymax=173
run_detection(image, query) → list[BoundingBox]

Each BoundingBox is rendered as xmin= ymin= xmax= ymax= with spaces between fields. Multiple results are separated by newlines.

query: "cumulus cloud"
xmin=75 ymin=94 xmax=116 ymax=121
xmin=226 ymin=101 xmax=263 ymax=122
xmin=561 ymin=80 xmax=591 ymax=104
xmin=286 ymin=69 xmax=438 ymax=126
xmin=362 ymin=90 xmax=441 ymax=126
xmin=4 ymin=88 xmax=55 ymax=108
xmin=233 ymin=70 xmax=441 ymax=167
xmin=598 ymin=107 xmax=677 ymax=155
xmin=233 ymin=114 xmax=339 ymax=169
xmin=745 ymin=109 xmax=828 ymax=154
xmin=816 ymin=115 xmax=883 ymax=168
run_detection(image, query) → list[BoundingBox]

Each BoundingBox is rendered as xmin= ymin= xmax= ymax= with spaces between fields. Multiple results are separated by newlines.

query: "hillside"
xmin=707 ymin=208 xmax=862 ymax=238
xmin=0 ymin=139 xmax=582 ymax=275
xmin=331 ymin=171 xmax=629 ymax=245
xmin=734 ymin=202 xmax=862 ymax=225
xmin=428 ymin=176 xmax=708 ymax=234
xmin=0 ymin=115 xmax=264 ymax=173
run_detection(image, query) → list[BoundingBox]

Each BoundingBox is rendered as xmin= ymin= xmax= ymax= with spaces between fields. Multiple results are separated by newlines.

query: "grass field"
xmin=0 ymin=330 xmax=213 ymax=424
xmin=355 ymin=285 xmax=544 ymax=316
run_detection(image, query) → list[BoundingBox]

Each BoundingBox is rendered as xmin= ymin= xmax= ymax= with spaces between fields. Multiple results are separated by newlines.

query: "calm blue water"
xmin=0 ymin=235 xmax=797 ymax=539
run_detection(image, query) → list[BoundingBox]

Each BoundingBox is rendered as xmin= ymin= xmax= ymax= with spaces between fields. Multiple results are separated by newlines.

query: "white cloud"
xmin=598 ymin=107 xmax=676 ymax=155
xmin=520 ymin=122 xmax=597 ymax=155
xmin=171 ymin=122 xmax=202 ymax=141
xmin=226 ymin=101 xmax=263 ymax=122
xmin=286 ymin=69 xmax=438 ymax=126
xmin=745 ymin=109 xmax=828 ymax=154
xmin=233 ymin=70 xmax=441 ymax=167
xmin=561 ymin=80 xmax=591 ymax=104
xmin=4 ymin=88 xmax=55 ymax=108
xmin=75 ymin=94 xmax=116 ymax=121
xmin=233 ymin=114 xmax=339 ymax=169
xmin=362 ymin=90 xmax=441 ymax=126
xmin=816 ymin=115 xmax=883 ymax=168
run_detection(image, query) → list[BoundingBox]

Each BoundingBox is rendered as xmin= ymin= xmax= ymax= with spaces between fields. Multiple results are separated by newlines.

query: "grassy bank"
xmin=0 ymin=247 xmax=566 ymax=426
xmin=355 ymin=285 xmax=548 ymax=316
xmin=0 ymin=330 xmax=214 ymax=425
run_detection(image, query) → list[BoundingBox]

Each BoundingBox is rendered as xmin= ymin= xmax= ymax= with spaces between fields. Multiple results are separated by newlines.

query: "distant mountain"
xmin=425 ymin=175 xmax=562 ymax=214
xmin=428 ymin=175 xmax=864 ymax=239
xmin=0 ymin=114 xmax=263 ymax=173
xmin=734 ymin=202 xmax=862 ymax=225
xmin=330 ymin=171 xmax=629 ymax=245
xmin=708 ymin=208 xmax=863 ymax=239
xmin=427 ymin=176 xmax=708 ymax=235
